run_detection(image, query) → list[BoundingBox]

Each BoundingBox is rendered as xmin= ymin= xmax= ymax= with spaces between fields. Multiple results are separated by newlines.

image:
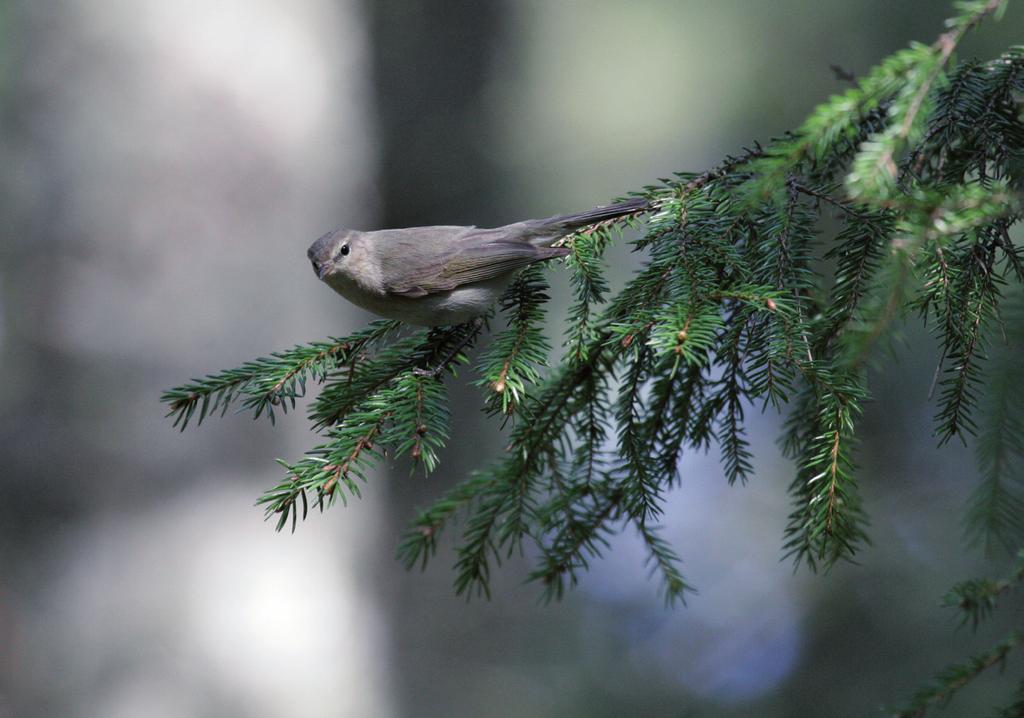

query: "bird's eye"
xmin=340 ymin=244 xmax=350 ymax=257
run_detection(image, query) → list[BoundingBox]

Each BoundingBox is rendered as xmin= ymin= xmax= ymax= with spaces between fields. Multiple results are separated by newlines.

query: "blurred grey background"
xmin=1 ymin=1 xmax=1020 ymax=716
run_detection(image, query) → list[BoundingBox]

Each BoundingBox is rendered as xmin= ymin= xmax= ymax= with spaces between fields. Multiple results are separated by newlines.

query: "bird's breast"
xmin=325 ymin=273 xmax=512 ymax=326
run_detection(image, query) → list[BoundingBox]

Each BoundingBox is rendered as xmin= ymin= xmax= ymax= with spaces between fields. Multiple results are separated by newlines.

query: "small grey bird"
xmin=307 ymin=198 xmax=647 ymax=326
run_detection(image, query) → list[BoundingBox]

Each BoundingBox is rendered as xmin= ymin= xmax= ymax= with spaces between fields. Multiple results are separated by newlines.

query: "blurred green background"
xmin=1 ymin=1 xmax=1021 ymax=716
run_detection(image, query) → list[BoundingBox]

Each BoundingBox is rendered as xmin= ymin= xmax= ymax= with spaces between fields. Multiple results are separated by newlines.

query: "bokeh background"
xmin=1 ymin=1 xmax=1021 ymax=716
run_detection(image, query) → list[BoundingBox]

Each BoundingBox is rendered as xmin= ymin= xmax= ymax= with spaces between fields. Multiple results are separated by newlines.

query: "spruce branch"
xmin=964 ymin=292 xmax=1024 ymax=550
xmin=988 ymin=681 xmax=1024 ymax=718
xmin=164 ymin=1 xmax=1023 ymax=612
xmin=892 ymin=548 xmax=1024 ymax=714
xmin=475 ymin=266 xmax=552 ymax=419
xmin=161 ymin=320 xmax=401 ymax=429
xmin=943 ymin=549 xmax=1024 ymax=629
xmin=846 ymin=0 xmax=1007 ymax=203
xmin=892 ymin=630 xmax=1021 ymax=718
xmin=636 ymin=519 xmax=694 ymax=607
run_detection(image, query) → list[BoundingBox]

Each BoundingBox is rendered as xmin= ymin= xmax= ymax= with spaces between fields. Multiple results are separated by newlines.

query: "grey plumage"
xmin=308 ymin=197 xmax=647 ymax=326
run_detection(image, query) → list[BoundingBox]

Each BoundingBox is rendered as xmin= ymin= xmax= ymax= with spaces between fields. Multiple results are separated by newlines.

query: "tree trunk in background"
xmin=368 ymin=0 xmax=507 ymax=226
xmin=365 ymin=1 xmax=517 ymax=713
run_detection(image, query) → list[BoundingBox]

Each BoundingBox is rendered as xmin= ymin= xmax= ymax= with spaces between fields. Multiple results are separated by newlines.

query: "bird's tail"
xmin=518 ymin=197 xmax=649 ymax=244
xmin=541 ymin=197 xmax=649 ymax=234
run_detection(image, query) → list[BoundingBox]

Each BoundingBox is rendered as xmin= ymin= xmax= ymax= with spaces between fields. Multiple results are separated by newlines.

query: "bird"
xmin=307 ymin=197 xmax=647 ymax=326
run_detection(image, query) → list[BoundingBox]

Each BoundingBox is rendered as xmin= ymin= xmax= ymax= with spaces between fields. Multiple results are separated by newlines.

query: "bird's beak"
xmin=312 ymin=259 xmax=331 ymax=280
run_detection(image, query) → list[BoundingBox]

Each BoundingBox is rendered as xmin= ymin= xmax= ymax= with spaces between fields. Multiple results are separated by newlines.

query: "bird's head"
xmin=308 ymin=229 xmax=361 ymax=283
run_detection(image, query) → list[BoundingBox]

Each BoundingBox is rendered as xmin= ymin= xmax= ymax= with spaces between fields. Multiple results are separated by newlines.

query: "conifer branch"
xmin=161 ymin=320 xmax=401 ymax=429
xmin=894 ymin=549 xmax=1024 ymax=714
xmin=964 ymin=292 xmax=1024 ymax=550
xmin=164 ymin=2 xmax=1023 ymax=616
xmin=476 ymin=267 xmax=551 ymax=419
xmin=892 ymin=631 xmax=1021 ymax=718
xmin=943 ymin=549 xmax=1024 ymax=628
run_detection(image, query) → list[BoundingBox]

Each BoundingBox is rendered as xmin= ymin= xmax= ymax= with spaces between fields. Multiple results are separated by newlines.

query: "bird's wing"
xmin=381 ymin=231 xmax=568 ymax=298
